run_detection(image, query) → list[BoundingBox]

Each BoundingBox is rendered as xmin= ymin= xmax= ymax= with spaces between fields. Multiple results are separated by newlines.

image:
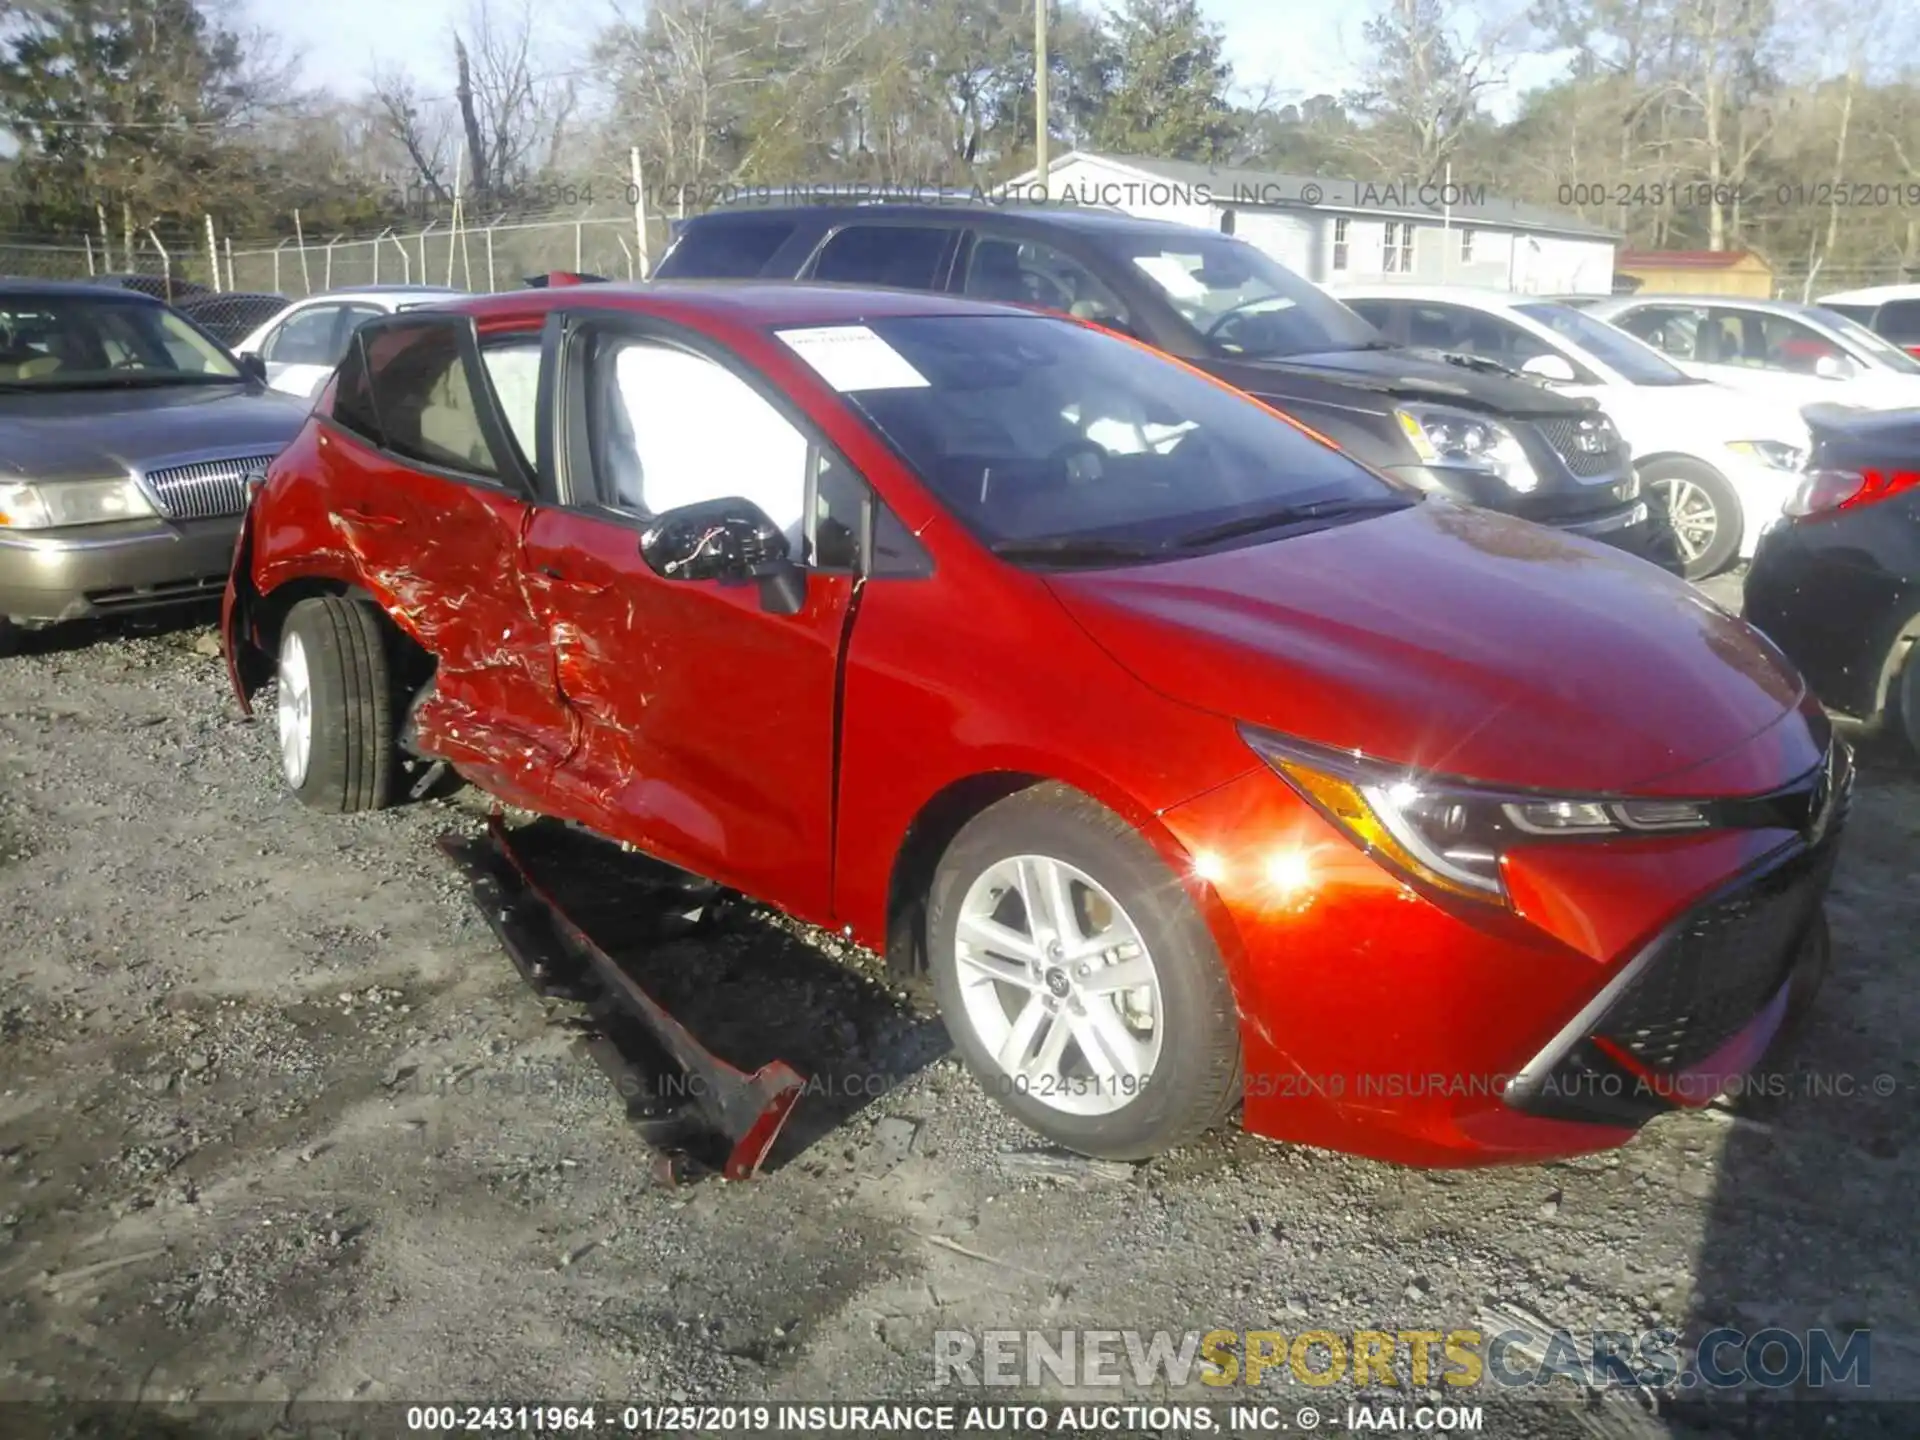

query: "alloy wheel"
xmin=1651 ymin=477 xmax=1720 ymax=566
xmin=951 ymin=854 xmax=1164 ymax=1117
xmin=277 ymin=630 xmax=313 ymax=789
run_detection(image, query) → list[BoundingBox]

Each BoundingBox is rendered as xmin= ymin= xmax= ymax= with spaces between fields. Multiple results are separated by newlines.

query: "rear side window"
xmin=657 ymin=219 xmax=796 ymax=278
xmin=330 ymin=320 xmax=511 ymax=482
xmin=808 ymin=225 xmax=954 ymax=289
xmin=1875 ymin=299 xmax=1920 ymax=342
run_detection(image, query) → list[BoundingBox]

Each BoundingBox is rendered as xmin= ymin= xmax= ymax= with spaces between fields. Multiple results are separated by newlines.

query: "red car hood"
xmin=1046 ymin=500 xmax=1807 ymax=795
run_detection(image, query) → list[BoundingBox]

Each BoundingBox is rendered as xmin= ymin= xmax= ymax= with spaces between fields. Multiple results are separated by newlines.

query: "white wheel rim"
xmin=1652 ymin=478 xmax=1719 ymax=563
xmin=952 ymin=854 xmax=1164 ymax=1118
xmin=277 ymin=630 xmax=313 ymax=788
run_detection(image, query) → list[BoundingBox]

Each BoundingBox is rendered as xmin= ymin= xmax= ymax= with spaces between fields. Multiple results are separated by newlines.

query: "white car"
xmin=1816 ymin=284 xmax=1920 ymax=359
xmin=1335 ymin=284 xmax=1809 ymax=579
xmin=1586 ymin=294 xmax=1920 ymax=413
xmin=233 ymin=285 xmax=468 ymax=401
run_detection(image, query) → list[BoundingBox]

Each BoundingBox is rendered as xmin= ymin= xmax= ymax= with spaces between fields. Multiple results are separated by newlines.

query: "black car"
xmin=1744 ymin=406 xmax=1920 ymax=757
xmin=653 ymin=204 xmax=1658 ymax=556
xmin=0 ymin=282 xmax=309 ymax=653
xmin=87 ymin=273 xmax=216 ymax=305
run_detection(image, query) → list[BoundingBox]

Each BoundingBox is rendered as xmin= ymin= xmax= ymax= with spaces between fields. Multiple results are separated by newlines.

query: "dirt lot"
xmin=1 ymin=592 xmax=1917 ymax=1440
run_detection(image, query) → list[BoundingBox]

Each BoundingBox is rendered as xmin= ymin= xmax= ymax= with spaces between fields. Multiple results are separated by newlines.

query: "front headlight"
xmin=0 ymin=477 xmax=157 ymax=529
xmin=1726 ymin=440 xmax=1807 ymax=472
xmin=1242 ymin=727 xmax=1710 ymax=905
xmin=1393 ymin=405 xmax=1541 ymax=492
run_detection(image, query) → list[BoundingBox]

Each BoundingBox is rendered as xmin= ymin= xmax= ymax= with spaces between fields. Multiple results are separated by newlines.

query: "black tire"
xmin=0 ymin=617 xmax=18 ymax=658
xmin=1891 ymin=638 xmax=1920 ymax=762
xmin=276 ymin=596 xmax=398 ymax=813
xmin=926 ymin=783 xmax=1242 ymax=1161
xmin=1642 ymin=458 xmax=1742 ymax=581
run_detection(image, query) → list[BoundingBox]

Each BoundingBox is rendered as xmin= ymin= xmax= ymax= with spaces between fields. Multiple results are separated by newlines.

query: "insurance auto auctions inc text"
xmin=933 ymin=1325 xmax=1871 ymax=1395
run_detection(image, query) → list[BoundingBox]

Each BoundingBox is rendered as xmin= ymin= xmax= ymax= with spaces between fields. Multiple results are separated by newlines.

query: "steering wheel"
xmin=1203 ymin=296 xmax=1283 ymax=343
xmin=1048 ymin=438 xmax=1109 ymax=486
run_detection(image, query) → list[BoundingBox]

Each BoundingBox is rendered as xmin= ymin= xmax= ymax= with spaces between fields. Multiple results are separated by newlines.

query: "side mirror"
xmin=1520 ymin=353 xmax=1579 ymax=383
xmin=1814 ymin=354 xmax=1855 ymax=381
xmin=237 ymin=352 xmax=267 ymax=383
xmin=638 ymin=497 xmax=804 ymax=614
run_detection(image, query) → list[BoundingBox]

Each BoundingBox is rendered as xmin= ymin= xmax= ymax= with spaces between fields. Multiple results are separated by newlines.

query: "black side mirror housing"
xmin=237 ymin=353 xmax=267 ymax=383
xmin=638 ymin=497 xmax=805 ymax=614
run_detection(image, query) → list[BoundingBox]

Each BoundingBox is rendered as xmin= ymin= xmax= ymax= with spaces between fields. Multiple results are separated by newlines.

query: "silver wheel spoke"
xmin=1068 ymin=1002 xmax=1143 ymax=1085
xmin=1017 ymin=856 xmax=1081 ymax=948
xmin=955 ymin=942 xmax=1037 ymax=990
xmin=1017 ymin=1013 xmax=1072 ymax=1083
xmin=957 ymin=912 xmax=1041 ymax=968
xmin=998 ymin=994 xmax=1050 ymax=1072
xmin=1078 ymin=951 xmax=1156 ymax=995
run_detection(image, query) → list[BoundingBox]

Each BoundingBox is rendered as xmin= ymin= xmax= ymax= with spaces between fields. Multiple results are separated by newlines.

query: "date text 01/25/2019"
xmin=1559 ymin=181 xmax=1920 ymax=209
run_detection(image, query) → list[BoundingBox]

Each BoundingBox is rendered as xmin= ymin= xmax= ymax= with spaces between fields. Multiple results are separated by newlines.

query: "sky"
xmin=250 ymin=0 xmax=1568 ymax=129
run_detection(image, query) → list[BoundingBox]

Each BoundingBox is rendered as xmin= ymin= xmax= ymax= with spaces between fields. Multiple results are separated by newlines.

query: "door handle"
xmin=535 ymin=565 xmax=609 ymax=595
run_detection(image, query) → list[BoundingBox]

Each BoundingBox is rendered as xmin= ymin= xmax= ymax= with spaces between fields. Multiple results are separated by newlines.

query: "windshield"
xmin=786 ymin=314 xmax=1411 ymax=560
xmin=1809 ymin=307 xmax=1920 ymax=374
xmin=1093 ymin=233 xmax=1383 ymax=360
xmin=0 ymin=295 xmax=242 ymax=387
xmin=1515 ymin=302 xmax=1696 ymax=386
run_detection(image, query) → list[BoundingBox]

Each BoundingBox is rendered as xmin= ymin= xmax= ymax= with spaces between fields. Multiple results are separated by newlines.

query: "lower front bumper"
xmin=1160 ymin=758 xmax=1846 ymax=1167
xmin=0 ymin=517 xmax=241 ymax=623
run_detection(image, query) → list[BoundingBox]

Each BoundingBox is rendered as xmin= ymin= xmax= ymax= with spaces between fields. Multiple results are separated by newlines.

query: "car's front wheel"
xmin=1643 ymin=459 xmax=1741 ymax=580
xmin=926 ymin=785 xmax=1242 ymax=1161
xmin=277 ymin=596 xmax=398 ymax=812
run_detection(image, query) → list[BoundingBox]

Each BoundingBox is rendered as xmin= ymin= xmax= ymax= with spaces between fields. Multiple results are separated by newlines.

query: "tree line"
xmin=2 ymin=0 xmax=1918 ymax=286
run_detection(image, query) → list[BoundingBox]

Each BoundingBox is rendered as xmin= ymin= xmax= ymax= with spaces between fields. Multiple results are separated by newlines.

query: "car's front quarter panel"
xmin=830 ymin=541 xmax=1264 ymax=953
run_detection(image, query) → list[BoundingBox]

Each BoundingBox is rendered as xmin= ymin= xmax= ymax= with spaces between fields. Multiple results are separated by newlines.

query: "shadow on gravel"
xmin=1664 ymin=725 xmax=1920 ymax=1440
xmin=490 ymin=818 xmax=950 ymax=1176
xmin=1 ymin=601 xmax=220 ymax=659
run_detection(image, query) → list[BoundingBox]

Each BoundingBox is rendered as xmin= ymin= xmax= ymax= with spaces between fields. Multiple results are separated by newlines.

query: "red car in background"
xmin=222 ymin=283 xmax=1848 ymax=1166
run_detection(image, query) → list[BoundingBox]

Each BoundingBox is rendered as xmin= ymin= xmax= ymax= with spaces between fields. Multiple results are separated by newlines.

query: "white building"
xmin=1000 ymin=152 xmax=1618 ymax=296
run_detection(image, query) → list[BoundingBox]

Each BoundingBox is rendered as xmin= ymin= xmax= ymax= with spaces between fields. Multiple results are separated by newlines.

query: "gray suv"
xmin=0 ymin=282 xmax=308 ymax=652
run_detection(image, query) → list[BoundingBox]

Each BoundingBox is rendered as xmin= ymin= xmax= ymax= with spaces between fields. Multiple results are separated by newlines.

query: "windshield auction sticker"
xmin=777 ymin=325 xmax=931 ymax=391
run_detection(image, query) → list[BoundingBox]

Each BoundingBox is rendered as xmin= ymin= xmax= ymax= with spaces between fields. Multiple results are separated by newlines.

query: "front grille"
xmin=85 ymin=575 xmax=228 ymax=611
xmin=143 ymin=453 xmax=278 ymax=521
xmin=1506 ymin=743 xmax=1850 ymax=1128
xmin=1598 ymin=846 xmax=1832 ymax=1072
xmin=1533 ymin=417 xmax=1622 ymax=478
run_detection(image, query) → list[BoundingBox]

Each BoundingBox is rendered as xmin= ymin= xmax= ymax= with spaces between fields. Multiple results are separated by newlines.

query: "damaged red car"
xmin=222 ymin=284 xmax=1848 ymax=1167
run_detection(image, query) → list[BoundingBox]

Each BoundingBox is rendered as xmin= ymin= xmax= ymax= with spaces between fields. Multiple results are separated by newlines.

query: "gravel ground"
xmin=1 ymin=591 xmax=1916 ymax=1440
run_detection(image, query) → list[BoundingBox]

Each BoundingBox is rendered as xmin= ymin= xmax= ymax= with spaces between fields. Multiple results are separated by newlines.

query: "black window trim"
xmin=796 ymin=220 xmax=964 ymax=292
xmin=543 ymin=307 xmax=932 ymax=580
xmin=322 ymin=311 xmax=538 ymax=502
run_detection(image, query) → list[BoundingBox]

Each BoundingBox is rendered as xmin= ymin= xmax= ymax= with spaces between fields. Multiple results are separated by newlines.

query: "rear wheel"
xmin=926 ymin=785 xmax=1241 ymax=1161
xmin=277 ymin=596 xmax=398 ymax=812
xmin=1892 ymin=638 xmax=1920 ymax=761
xmin=1644 ymin=459 xmax=1741 ymax=580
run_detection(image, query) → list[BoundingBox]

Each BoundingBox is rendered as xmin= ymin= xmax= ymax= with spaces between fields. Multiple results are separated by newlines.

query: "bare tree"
xmin=1343 ymin=0 xmax=1520 ymax=182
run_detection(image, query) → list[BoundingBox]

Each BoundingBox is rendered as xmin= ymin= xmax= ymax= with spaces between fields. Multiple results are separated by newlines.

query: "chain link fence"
xmin=6 ymin=211 xmax=1917 ymax=309
xmin=0 ymin=212 xmax=660 ymax=305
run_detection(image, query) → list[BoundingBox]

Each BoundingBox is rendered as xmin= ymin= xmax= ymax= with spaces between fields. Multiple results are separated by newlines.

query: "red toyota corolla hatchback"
xmin=222 ymin=283 xmax=1849 ymax=1167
